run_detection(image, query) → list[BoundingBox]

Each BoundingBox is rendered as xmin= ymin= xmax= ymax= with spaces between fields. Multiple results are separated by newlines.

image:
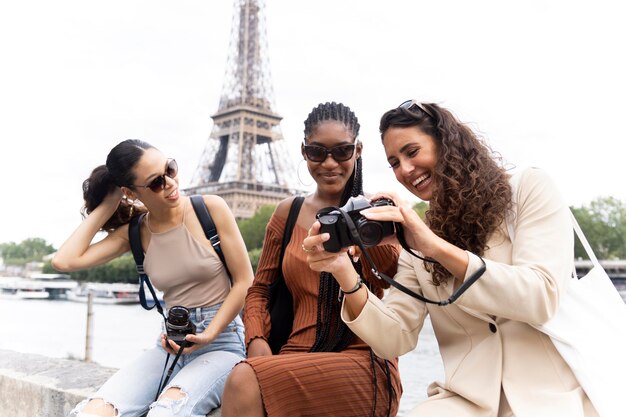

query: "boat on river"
xmin=0 ymin=274 xmax=77 ymax=300
xmin=67 ymin=283 xmax=141 ymax=304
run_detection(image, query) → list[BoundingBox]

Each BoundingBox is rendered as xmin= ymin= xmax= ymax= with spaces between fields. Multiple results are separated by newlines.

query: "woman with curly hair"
xmin=303 ymin=101 xmax=599 ymax=416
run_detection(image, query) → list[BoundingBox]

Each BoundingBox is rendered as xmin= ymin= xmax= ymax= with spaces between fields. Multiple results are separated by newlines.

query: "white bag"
xmin=508 ymin=174 xmax=626 ymax=417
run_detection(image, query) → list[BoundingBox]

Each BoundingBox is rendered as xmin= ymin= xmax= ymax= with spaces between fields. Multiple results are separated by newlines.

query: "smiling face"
xmin=303 ymin=120 xmax=362 ymax=198
xmin=124 ymin=147 xmax=181 ymax=207
xmin=383 ymin=126 xmax=438 ymax=201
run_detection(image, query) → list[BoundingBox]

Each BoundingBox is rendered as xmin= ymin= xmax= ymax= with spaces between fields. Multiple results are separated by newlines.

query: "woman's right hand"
xmin=247 ymin=337 xmax=273 ymax=357
xmin=52 ymin=186 xmax=129 ymax=272
xmin=363 ymin=191 xmax=441 ymax=259
xmin=103 ymin=186 xmax=124 ymax=208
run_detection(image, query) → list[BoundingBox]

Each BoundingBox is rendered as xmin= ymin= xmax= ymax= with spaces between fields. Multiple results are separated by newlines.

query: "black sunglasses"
xmin=303 ymin=144 xmax=356 ymax=162
xmin=134 ymin=159 xmax=178 ymax=192
xmin=398 ymin=99 xmax=434 ymax=118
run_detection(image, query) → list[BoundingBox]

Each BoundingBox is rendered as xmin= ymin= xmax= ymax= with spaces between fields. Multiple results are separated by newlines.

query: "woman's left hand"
xmin=302 ymin=222 xmax=359 ymax=290
xmin=161 ymin=331 xmax=215 ymax=355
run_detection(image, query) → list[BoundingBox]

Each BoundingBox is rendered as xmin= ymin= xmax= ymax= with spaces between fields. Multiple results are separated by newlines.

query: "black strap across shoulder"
xmin=129 ymin=213 xmax=166 ymax=319
xmin=267 ymin=195 xmax=305 ymax=354
xmin=279 ymin=196 xmax=305 ymax=277
xmin=128 ymin=195 xmax=232 ymax=314
xmin=189 ymin=194 xmax=232 ymax=283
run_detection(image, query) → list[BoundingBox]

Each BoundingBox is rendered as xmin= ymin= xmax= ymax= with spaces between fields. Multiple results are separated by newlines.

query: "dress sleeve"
xmin=243 ymin=213 xmax=285 ymax=347
xmin=458 ymin=167 xmax=574 ymax=325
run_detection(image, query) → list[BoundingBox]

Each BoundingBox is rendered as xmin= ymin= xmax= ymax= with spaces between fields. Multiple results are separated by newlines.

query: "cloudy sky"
xmin=0 ymin=0 xmax=624 ymax=249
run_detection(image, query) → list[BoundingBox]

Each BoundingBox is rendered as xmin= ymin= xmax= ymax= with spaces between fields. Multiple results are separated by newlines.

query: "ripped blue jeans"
xmin=71 ymin=304 xmax=245 ymax=417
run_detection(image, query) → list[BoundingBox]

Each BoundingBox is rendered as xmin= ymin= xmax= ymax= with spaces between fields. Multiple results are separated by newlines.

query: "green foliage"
xmin=248 ymin=247 xmax=263 ymax=272
xmin=238 ymin=204 xmax=275 ymax=251
xmin=46 ymin=253 xmax=138 ymax=284
xmin=0 ymin=238 xmax=55 ymax=266
xmin=413 ymin=201 xmax=429 ymax=220
xmin=571 ymin=197 xmax=626 ymax=259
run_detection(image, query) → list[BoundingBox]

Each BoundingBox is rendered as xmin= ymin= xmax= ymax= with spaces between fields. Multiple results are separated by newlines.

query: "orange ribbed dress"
xmin=244 ymin=212 xmax=403 ymax=417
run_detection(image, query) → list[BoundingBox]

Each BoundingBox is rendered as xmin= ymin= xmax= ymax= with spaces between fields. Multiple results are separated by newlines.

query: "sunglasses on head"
xmin=134 ymin=158 xmax=178 ymax=192
xmin=303 ymin=143 xmax=356 ymax=162
xmin=398 ymin=99 xmax=434 ymax=118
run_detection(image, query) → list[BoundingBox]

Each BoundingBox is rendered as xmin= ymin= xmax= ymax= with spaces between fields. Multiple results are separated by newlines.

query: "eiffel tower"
xmin=185 ymin=0 xmax=298 ymax=219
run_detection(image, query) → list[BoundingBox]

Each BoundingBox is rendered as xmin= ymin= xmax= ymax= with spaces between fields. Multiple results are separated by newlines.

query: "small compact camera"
xmin=165 ymin=305 xmax=196 ymax=348
xmin=316 ymin=196 xmax=395 ymax=253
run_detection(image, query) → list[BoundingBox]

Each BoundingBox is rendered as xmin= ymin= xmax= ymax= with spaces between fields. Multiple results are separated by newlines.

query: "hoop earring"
xmin=297 ymin=159 xmax=314 ymax=187
xmin=123 ymin=195 xmax=135 ymax=221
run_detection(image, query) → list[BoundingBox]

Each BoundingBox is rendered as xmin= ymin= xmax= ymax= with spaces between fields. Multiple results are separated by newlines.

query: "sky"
xmin=0 ymin=0 xmax=624 ymax=250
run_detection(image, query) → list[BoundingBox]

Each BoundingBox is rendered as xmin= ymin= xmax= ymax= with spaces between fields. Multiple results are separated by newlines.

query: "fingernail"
xmin=321 ymin=233 xmax=330 ymax=241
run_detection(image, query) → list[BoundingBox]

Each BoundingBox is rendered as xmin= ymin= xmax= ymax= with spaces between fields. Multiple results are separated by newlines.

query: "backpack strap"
xmin=279 ymin=196 xmax=305 ymax=265
xmin=128 ymin=213 xmax=166 ymax=319
xmin=189 ymin=195 xmax=232 ymax=284
xmin=267 ymin=195 xmax=305 ymax=354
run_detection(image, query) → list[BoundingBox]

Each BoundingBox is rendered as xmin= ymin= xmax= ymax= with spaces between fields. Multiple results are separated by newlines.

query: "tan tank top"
xmin=143 ymin=203 xmax=230 ymax=308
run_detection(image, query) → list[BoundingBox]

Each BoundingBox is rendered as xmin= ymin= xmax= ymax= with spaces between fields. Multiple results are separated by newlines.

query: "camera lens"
xmin=168 ymin=306 xmax=190 ymax=327
xmin=358 ymin=220 xmax=383 ymax=246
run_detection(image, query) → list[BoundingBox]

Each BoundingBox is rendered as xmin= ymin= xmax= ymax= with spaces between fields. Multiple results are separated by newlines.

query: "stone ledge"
xmin=0 ymin=349 xmax=220 ymax=417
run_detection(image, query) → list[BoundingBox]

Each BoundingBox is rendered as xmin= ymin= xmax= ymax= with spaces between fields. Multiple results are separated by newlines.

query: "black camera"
xmin=165 ymin=306 xmax=196 ymax=348
xmin=316 ymin=196 xmax=395 ymax=253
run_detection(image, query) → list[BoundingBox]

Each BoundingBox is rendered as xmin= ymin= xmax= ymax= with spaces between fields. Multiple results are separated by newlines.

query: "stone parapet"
xmin=0 ymin=349 xmax=220 ymax=417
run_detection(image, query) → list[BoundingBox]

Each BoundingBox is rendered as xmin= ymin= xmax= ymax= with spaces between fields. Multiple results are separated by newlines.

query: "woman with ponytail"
xmin=221 ymin=102 xmax=402 ymax=417
xmin=53 ymin=139 xmax=253 ymax=417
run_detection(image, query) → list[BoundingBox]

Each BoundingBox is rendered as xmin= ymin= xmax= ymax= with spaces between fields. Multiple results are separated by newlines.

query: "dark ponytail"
xmin=81 ymin=139 xmax=153 ymax=232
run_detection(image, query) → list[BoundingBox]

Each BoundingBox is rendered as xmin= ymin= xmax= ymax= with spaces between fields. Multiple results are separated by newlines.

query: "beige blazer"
xmin=344 ymin=168 xmax=599 ymax=417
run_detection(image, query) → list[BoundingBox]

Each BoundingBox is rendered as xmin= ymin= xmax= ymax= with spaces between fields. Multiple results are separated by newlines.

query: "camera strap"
xmin=336 ymin=210 xmax=486 ymax=306
xmin=154 ymin=344 xmax=185 ymax=401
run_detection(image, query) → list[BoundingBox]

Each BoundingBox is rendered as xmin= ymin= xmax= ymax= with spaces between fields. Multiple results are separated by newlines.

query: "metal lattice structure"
xmin=185 ymin=0 xmax=299 ymax=219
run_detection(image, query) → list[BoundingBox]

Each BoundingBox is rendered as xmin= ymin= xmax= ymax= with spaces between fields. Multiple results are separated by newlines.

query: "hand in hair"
xmin=103 ymin=186 xmax=124 ymax=208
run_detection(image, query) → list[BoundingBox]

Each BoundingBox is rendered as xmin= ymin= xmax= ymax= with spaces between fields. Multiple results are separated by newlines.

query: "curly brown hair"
xmin=379 ymin=103 xmax=512 ymax=285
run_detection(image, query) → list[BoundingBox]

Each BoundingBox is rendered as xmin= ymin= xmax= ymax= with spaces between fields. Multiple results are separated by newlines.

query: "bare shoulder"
xmin=274 ymin=195 xmax=300 ymax=219
xmin=196 ymin=194 xmax=234 ymax=221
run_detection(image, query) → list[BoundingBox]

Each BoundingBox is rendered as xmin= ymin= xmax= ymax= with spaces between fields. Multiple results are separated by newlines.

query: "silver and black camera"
xmin=165 ymin=305 xmax=196 ymax=348
xmin=316 ymin=196 xmax=395 ymax=253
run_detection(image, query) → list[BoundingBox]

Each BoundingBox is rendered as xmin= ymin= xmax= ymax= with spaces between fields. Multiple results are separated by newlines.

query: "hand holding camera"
xmin=361 ymin=191 xmax=444 ymax=259
xmin=161 ymin=305 xmax=197 ymax=354
xmin=316 ymin=196 xmax=396 ymax=253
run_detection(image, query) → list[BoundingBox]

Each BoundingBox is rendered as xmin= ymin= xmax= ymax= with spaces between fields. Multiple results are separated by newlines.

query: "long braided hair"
xmin=304 ymin=102 xmax=394 ymax=416
xmin=303 ymin=102 xmax=366 ymax=352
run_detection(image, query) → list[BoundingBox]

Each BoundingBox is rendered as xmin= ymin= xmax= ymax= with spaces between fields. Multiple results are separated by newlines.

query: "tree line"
xmin=1 ymin=196 xmax=624 ymax=283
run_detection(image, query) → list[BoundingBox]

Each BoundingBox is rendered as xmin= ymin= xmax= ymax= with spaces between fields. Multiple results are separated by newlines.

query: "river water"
xmin=0 ymin=298 xmax=443 ymax=416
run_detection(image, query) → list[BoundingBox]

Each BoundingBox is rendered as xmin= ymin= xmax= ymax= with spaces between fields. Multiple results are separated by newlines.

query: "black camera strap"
xmin=336 ymin=210 xmax=486 ymax=306
xmin=154 ymin=344 xmax=185 ymax=401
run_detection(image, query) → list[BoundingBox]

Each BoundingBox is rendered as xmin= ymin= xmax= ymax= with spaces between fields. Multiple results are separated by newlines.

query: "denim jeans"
xmin=71 ymin=304 xmax=245 ymax=417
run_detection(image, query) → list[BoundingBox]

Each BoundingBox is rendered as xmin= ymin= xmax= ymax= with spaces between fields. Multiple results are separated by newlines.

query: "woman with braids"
xmin=221 ymin=102 xmax=402 ymax=417
xmin=303 ymin=101 xmax=599 ymax=416
xmin=53 ymin=140 xmax=252 ymax=417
